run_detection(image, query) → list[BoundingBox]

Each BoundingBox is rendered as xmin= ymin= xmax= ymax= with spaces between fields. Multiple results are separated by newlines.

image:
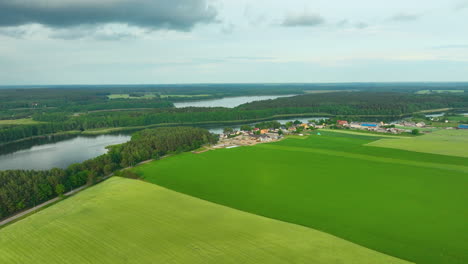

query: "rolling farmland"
xmin=0 ymin=177 xmax=410 ymax=264
xmin=134 ymin=131 xmax=468 ymax=264
xmin=367 ymin=129 xmax=468 ymax=157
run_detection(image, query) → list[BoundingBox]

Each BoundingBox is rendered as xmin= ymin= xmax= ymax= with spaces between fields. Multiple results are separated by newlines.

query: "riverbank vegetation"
xmin=0 ymin=127 xmax=217 ymax=220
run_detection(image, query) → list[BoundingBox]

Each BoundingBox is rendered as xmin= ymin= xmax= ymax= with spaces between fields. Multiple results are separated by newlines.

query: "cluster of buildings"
xmin=336 ymin=120 xmax=421 ymax=134
xmin=220 ymin=121 xmax=320 ymax=142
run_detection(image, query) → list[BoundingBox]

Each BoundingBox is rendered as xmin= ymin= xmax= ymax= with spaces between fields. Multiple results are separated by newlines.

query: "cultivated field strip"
xmin=135 ymin=133 xmax=468 ymax=264
xmin=256 ymin=144 xmax=468 ymax=173
xmin=0 ymin=177 xmax=411 ymax=264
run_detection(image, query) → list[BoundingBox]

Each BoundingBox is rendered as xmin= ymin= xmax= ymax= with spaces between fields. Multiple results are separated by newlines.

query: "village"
xmin=210 ymin=115 xmax=467 ymax=149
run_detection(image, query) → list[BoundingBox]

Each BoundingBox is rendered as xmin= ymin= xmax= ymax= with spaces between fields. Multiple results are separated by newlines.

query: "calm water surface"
xmin=0 ymin=135 xmax=130 ymax=170
xmin=174 ymin=95 xmax=296 ymax=108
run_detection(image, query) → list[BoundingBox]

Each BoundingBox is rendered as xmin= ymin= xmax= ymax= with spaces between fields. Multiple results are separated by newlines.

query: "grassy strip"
xmin=0 ymin=118 xmax=44 ymax=125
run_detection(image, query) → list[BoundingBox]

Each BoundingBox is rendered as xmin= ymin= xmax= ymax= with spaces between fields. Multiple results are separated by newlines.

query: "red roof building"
xmin=337 ymin=120 xmax=349 ymax=126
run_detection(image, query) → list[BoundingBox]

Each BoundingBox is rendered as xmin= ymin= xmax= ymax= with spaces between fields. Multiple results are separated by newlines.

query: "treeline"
xmin=0 ymin=169 xmax=87 ymax=219
xmin=238 ymin=92 xmax=468 ymax=114
xmin=0 ymin=127 xmax=217 ymax=219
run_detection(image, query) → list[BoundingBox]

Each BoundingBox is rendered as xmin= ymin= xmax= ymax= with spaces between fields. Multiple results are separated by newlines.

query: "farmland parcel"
xmin=0 ymin=177 xmax=410 ymax=264
xmin=134 ymin=131 xmax=468 ymax=264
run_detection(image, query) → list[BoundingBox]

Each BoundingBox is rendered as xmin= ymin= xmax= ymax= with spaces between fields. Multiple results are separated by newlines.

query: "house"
xmin=299 ymin=123 xmax=310 ymax=129
xmin=402 ymin=121 xmax=416 ymax=127
xmin=416 ymin=122 xmax=426 ymax=128
xmin=260 ymin=129 xmax=269 ymax=134
xmin=349 ymin=122 xmax=362 ymax=129
xmin=459 ymin=124 xmax=468 ymax=129
xmin=337 ymin=120 xmax=348 ymax=126
xmin=288 ymin=126 xmax=297 ymax=132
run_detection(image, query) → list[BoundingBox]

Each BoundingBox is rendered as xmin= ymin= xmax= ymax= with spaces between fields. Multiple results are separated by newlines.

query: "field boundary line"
xmin=257 ymin=144 xmax=468 ymax=173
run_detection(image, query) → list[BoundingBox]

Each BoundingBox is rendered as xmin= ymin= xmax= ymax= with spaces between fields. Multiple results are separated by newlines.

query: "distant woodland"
xmin=0 ymin=88 xmax=467 ymax=144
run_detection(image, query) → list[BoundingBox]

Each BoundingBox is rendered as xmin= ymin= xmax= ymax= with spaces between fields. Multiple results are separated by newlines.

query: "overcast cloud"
xmin=0 ymin=0 xmax=467 ymax=84
xmin=390 ymin=13 xmax=421 ymax=22
xmin=282 ymin=13 xmax=325 ymax=27
xmin=0 ymin=0 xmax=217 ymax=31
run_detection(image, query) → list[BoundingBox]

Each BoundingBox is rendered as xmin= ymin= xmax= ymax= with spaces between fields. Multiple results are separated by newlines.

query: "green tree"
xmin=411 ymin=129 xmax=420 ymax=135
xmin=240 ymin=125 xmax=252 ymax=131
xmin=223 ymin=127 xmax=234 ymax=134
xmin=55 ymin=184 xmax=65 ymax=198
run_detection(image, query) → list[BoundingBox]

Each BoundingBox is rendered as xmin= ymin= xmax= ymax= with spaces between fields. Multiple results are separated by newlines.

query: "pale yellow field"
xmin=367 ymin=129 xmax=468 ymax=157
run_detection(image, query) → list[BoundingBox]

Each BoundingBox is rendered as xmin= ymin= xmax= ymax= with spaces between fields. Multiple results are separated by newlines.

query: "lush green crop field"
xmin=368 ymin=129 xmax=468 ymax=157
xmin=0 ymin=177 xmax=409 ymax=264
xmin=134 ymin=131 xmax=468 ymax=264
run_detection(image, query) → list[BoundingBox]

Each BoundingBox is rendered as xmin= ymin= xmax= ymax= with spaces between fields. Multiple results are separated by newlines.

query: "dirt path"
xmin=0 ymin=185 xmax=87 ymax=227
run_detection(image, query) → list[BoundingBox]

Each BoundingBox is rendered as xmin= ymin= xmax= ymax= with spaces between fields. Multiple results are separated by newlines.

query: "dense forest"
xmin=0 ymin=127 xmax=217 ymax=219
xmin=238 ymin=92 xmax=468 ymax=112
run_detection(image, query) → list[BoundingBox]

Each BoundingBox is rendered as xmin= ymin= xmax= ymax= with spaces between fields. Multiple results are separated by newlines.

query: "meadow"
xmin=0 ymin=177 xmax=410 ymax=264
xmin=107 ymin=93 xmax=157 ymax=99
xmin=368 ymin=129 xmax=468 ymax=157
xmin=415 ymin=89 xmax=465 ymax=94
xmin=134 ymin=131 xmax=468 ymax=264
xmin=0 ymin=118 xmax=43 ymax=125
xmin=107 ymin=93 xmax=212 ymax=99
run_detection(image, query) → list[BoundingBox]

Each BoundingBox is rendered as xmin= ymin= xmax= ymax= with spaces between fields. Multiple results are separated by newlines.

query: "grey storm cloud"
xmin=0 ymin=0 xmax=217 ymax=31
xmin=282 ymin=13 xmax=325 ymax=27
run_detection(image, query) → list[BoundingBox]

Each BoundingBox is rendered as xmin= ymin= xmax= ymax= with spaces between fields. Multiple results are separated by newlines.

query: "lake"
xmin=173 ymin=95 xmax=296 ymax=108
xmin=0 ymin=134 xmax=130 ymax=170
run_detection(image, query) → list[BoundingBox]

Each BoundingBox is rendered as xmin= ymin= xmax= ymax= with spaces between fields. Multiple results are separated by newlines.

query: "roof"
xmin=361 ymin=123 xmax=378 ymax=127
xmin=459 ymin=124 xmax=468 ymax=129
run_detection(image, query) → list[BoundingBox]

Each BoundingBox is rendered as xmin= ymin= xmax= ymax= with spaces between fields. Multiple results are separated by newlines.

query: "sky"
xmin=0 ymin=0 xmax=467 ymax=85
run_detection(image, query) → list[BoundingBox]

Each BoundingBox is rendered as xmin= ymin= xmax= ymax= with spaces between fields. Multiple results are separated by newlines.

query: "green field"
xmin=108 ymin=93 xmax=212 ymax=100
xmin=0 ymin=177 xmax=410 ymax=264
xmin=416 ymin=90 xmax=465 ymax=94
xmin=107 ymin=93 xmax=157 ymax=99
xmin=134 ymin=131 xmax=468 ymax=264
xmin=368 ymin=129 xmax=468 ymax=157
xmin=0 ymin=118 xmax=43 ymax=125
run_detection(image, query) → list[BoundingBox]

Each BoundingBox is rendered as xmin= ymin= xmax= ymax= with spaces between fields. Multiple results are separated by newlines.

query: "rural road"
xmin=0 ymin=185 xmax=87 ymax=227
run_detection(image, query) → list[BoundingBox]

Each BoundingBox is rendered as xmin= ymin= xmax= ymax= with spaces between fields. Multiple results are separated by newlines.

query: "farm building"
xmin=416 ymin=122 xmax=426 ymax=128
xmin=337 ymin=120 xmax=348 ymax=126
xmin=459 ymin=124 xmax=468 ymax=129
xmin=361 ymin=123 xmax=378 ymax=128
